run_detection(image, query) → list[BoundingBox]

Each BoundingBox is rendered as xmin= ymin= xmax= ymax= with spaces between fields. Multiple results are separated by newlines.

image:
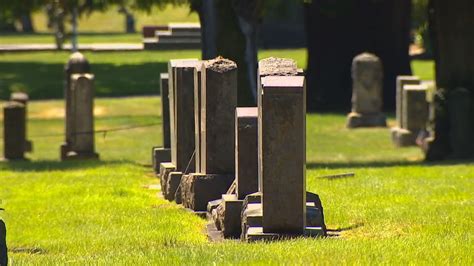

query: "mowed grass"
xmin=0 ymin=96 xmax=473 ymax=264
xmin=0 ymin=49 xmax=433 ymax=100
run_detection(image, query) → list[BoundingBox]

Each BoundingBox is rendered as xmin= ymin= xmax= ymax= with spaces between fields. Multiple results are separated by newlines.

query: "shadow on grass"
xmin=308 ymin=159 xmax=474 ymax=170
xmin=0 ymin=62 xmax=167 ymax=100
xmin=0 ymin=159 xmax=136 ymax=172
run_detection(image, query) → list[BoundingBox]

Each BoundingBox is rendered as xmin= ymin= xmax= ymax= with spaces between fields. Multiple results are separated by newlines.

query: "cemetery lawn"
xmin=0 ymin=50 xmax=434 ymax=99
xmin=0 ymin=96 xmax=473 ymax=264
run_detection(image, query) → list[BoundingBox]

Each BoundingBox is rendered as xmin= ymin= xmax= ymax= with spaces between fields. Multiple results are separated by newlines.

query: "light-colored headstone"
xmin=347 ymin=53 xmax=386 ymax=128
xmin=396 ymin=76 xmax=420 ymax=127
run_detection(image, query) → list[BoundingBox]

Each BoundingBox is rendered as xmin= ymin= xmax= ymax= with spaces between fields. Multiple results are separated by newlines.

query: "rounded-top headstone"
xmin=65 ymin=52 xmax=90 ymax=75
xmin=351 ymin=52 xmax=383 ymax=114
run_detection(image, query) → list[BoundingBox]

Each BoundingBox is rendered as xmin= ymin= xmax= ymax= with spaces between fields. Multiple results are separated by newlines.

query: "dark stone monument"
xmin=10 ymin=92 xmax=33 ymax=152
xmin=60 ymin=53 xmax=98 ymax=160
xmin=152 ymin=73 xmax=171 ymax=173
xmin=2 ymin=102 xmax=28 ymax=161
xmin=347 ymin=53 xmax=387 ymax=128
xmin=180 ymin=57 xmax=237 ymax=212
xmin=0 ymin=219 xmax=7 ymax=266
xmin=159 ymin=59 xmax=198 ymax=200
xmin=235 ymin=107 xmax=259 ymax=200
xmin=240 ymin=57 xmax=326 ymax=241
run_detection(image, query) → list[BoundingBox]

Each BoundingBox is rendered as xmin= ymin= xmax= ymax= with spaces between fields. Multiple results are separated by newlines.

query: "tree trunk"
xmin=304 ymin=0 xmax=412 ymax=112
xmin=425 ymin=0 xmax=474 ymax=160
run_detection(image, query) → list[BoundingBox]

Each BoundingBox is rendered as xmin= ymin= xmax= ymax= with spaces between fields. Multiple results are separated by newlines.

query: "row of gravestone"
xmin=344 ymin=52 xmax=430 ymax=149
xmin=152 ymin=57 xmax=326 ymax=241
xmin=2 ymin=52 xmax=99 ymax=162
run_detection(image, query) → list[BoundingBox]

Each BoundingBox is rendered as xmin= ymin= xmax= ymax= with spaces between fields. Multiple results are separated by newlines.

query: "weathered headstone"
xmin=240 ymin=57 xmax=326 ymax=241
xmin=159 ymin=59 xmax=198 ymax=200
xmin=60 ymin=53 xmax=98 ymax=160
xmin=9 ymin=92 xmax=32 ymax=152
xmin=391 ymin=83 xmax=429 ymax=146
xmin=0 ymin=218 xmax=7 ymax=266
xmin=61 ymin=73 xmax=99 ymax=160
xmin=180 ymin=57 xmax=237 ymax=212
xmin=395 ymin=76 xmax=421 ymax=127
xmin=235 ymin=107 xmax=259 ymax=200
xmin=260 ymin=76 xmax=306 ymax=235
xmin=152 ymin=73 xmax=171 ymax=173
xmin=346 ymin=53 xmax=387 ymax=128
xmin=3 ymin=102 xmax=27 ymax=160
xmin=194 ymin=64 xmax=203 ymax=173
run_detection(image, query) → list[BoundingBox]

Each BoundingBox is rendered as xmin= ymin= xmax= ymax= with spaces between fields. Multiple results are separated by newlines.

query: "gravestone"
xmin=346 ymin=53 xmax=387 ymax=128
xmin=194 ymin=64 xmax=203 ymax=173
xmin=60 ymin=53 xmax=98 ymax=160
xmin=240 ymin=57 xmax=326 ymax=241
xmin=395 ymin=76 xmax=421 ymax=127
xmin=152 ymin=73 xmax=171 ymax=173
xmin=159 ymin=59 xmax=198 ymax=200
xmin=391 ymin=83 xmax=429 ymax=146
xmin=180 ymin=57 xmax=237 ymax=212
xmin=260 ymin=75 xmax=306 ymax=235
xmin=235 ymin=107 xmax=259 ymax=200
xmin=9 ymin=92 xmax=33 ymax=152
xmin=2 ymin=102 xmax=28 ymax=161
xmin=0 ymin=219 xmax=7 ymax=266
xmin=61 ymin=73 xmax=99 ymax=160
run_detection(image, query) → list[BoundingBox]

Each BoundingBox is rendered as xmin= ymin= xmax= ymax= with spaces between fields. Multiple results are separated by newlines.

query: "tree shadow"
xmin=0 ymin=61 xmax=168 ymax=100
xmin=0 ymin=159 xmax=138 ymax=172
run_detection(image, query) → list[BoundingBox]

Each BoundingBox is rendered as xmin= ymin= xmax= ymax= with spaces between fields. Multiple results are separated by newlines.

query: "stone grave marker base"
xmin=346 ymin=112 xmax=387 ymax=128
xmin=391 ymin=127 xmax=418 ymax=147
xmin=60 ymin=144 xmax=99 ymax=161
xmin=165 ymin=172 xmax=183 ymax=201
xmin=240 ymin=192 xmax=326 ymax=242
xmin=152 ymin=147 xmax=171 ymax=173
xmin=180 ymin=173 xmax=234 ymax=212
xmin=159 ymin=162 xmax=176 ymax=197
xmin=208 ymin=194 xmax=244 ymax=239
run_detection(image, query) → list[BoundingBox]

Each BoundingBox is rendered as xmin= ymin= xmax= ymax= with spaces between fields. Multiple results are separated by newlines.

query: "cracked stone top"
xmin=258 ymin=57 xmax=298 ymax=76
xmin=205 ymin=56 xmax=237 ymax=73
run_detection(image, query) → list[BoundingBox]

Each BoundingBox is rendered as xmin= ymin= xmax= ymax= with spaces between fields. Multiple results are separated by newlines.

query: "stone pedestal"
xmin=235 ymin=107 xmax=259 ymax=200
xmin=10 ymin=92 xmax=32 ymax=152
xmin=61 ymin=73 xmax=99 ymax=160
xmin=160 ymin=73 xmax=171 ymax=148
xmin=181 ymin=57 xmax=238 ymax=211
xmin=159 ymin=59 xmax=198 ymax=200
xmin=391 ymin=84 xmax=429 ymax=147
xmin=169 ymin=59 xmax=199 ymax=173
xmin=346 ymin=53 xmax=386 ymax=128
xmin=260 ymin=75 xmax=306 ymax=234
xmin=3 ymin=102 xmax=27 ymax=160
xmin=152 ymin=73 xmax=171 ymax=173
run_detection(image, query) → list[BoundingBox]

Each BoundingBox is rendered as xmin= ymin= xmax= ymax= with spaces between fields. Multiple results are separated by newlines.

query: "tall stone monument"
xmin=159 ymin=59 xmax=199 ymax=201
xmin=152 ymin=73 xmax=171 ymax=173
xmin=9 ymin=92 xmax=33 ymax=153
xmin=2 ymin=101 xmax=28 ymax=161
xmin=346 ymin=53 xmax=387 ymax=128
xmin=180 ymin=57 xmax=237 ymax=212
xmin=60 ymin=52 xmax=99 ymax=160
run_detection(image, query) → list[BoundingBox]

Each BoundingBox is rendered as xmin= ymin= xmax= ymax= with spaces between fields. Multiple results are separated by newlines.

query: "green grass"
xmin=0 ymin=4 xmax=198 ymax=45
xmin=0 ymin=50 xmax=433 ymax=100
xmin=0 ymin=96 xmax=472 ymax=264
